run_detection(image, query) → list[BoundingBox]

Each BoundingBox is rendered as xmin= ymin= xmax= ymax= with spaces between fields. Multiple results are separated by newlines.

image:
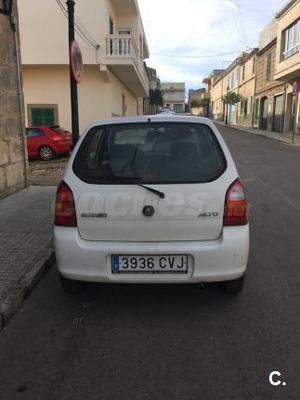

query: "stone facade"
xmin=255 ymin=40 xmax=285 ymax=131
xmin=274 ymin=0 xmax=300 ymax=135
xmin=0 ymin=4 xmax=27 ymax=199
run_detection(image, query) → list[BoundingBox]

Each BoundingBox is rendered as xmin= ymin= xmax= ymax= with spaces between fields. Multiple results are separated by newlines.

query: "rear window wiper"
xmin=110 ymin=177 xmax=165 ymax=199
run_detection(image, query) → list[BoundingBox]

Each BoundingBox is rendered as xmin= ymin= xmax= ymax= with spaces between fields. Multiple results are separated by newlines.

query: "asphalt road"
xmin=0 ymin=125 xmax=299 ymax=400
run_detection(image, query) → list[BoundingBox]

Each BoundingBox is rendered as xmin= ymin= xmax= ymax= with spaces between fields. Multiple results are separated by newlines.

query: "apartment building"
xmin=0 ymin=1 xmax=27 ymax=198
xmin=236 ymin=49 xmax=258 ymax=127
xmin=202 ymin=69 xmax=224 ymax=118
xmin=188 ymin=88 xmax=206 ymax=116
xmin=143 ymin=66 xmax=161 ymax=115
xmin=19 ymin=0 xmax=150 ymax=133
xmin=255 ymin=20 xmax=285 ymax=131
xmin=161 ymin=82 xmax=185 ymax=113
xmin=204 ymin=0 xmax=299 ymax=136
xmin=206 ymin=53 xmax=257 ymax=126
xmin=274 ymin=0 xmax=300 ymax=135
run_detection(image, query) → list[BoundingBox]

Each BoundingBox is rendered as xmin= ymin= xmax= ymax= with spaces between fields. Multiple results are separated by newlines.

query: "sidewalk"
xmin=0 ymin=186 xmax=56 ymax=329
xmin=215 ymin=121 xmax=300 ymax=147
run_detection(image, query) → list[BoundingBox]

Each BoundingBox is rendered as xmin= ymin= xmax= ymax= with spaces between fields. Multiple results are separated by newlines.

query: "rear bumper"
xmin=54 ymin=225 xmax=249 ymax=284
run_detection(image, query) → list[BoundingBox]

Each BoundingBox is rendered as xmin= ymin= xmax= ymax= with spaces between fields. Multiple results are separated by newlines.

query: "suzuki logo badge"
xmin=143 ymin=205 xmax=155 ymax=217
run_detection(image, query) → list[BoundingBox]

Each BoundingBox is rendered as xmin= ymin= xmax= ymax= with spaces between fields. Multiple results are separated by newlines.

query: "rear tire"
xmin=39 ymin=146 xmax=54 ymax=161
xmin=220 ymin=275 xmax=245 ymax=294
xmin=60 ymin=275 xmax=85 ymax=294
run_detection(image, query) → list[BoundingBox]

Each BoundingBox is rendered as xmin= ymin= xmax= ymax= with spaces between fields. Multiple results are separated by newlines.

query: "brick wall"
xmin=0 ymin=5 xmax=27 ymax=199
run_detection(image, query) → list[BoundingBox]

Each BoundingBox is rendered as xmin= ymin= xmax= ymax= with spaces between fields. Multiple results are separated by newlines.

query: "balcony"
xmin=111 ymin=0 xmax=138 ymax=14
xmin=104 ymin=34 xmax=149 ymax=97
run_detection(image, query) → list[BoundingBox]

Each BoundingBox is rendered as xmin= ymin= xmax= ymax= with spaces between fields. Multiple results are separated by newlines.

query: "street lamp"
xmin=66 ymin=0 xmax=80 ymax=147
xmin=225 ymin=86 xmax=230 ymax=125
xmin=0 ymin=0 xmax=12 ymax=15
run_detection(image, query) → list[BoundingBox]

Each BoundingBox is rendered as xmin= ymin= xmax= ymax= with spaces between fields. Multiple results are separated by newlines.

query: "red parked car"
xmin=26 ymin=126 xmax=72 ymax=161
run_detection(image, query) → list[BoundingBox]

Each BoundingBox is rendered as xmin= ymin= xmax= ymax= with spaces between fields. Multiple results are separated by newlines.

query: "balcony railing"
xmin=281 ymin=43 xmax=300 ymax=61
xmin=105 ymin=34 xmax=149 ymax=92
xmin=105 ymin=34 xmax=138 ymax=59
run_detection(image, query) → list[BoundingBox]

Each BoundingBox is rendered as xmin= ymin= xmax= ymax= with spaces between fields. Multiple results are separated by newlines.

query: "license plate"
xmin=112 ymin=255 xmax=188 ymax=274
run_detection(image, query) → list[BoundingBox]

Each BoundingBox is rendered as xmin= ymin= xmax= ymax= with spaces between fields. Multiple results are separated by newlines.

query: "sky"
xmin=138 ymin=0 xmax=287 ymax=94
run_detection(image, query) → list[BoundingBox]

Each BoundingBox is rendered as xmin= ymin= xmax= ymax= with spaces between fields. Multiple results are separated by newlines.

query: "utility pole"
xmin=66 ymin=0 xmax=79 ymax=146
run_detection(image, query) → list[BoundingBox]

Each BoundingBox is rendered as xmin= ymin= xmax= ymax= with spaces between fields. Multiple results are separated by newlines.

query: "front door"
xmin=253 ymin=99 xmax=259 ymax=128
xmin=261 ymin=98 xmax=268 ymax=130
xmin=288 ymin=93 xmax=296 ymax=132
xmin=273 ymin=95 xmax=284 ymax=132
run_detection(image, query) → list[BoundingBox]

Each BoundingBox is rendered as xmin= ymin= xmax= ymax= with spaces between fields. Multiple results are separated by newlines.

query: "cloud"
xmin=224 ymin=0 xmax=239 ymax=11
xmin=148 ymin=57 xmax=204 ymax=84
xmin=138 ymin=0 xmax=287 ymax=91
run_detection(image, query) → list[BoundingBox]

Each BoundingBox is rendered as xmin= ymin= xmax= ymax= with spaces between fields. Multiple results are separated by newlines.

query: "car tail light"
xmin=52 ymin=135 xmax=64 ymax=142
xmin=55 ymin=181 xmax=77 ymax=227
xmin=224 ymin=179 xmax=247 ymax=226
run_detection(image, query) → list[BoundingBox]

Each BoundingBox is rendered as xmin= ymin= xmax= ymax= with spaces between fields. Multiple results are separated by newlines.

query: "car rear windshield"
xmin=73 ymin=122 xmax=227 ymax=184
xmin=51 ymin=126 xmax=68 ymax=134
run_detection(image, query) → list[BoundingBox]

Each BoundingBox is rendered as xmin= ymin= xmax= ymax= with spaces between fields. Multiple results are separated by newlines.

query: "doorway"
xmin=287 ymin=93 xmax=296 ymax=132
xmin=260 ymin=97 xmax=268 ymax=130
xmin=117 ymin=28 xmax=132 ymax=55
xmin=253 ymin=99 xmax=259 ymax=128
xmin=273 ymin=95 xmax=284 ymax=132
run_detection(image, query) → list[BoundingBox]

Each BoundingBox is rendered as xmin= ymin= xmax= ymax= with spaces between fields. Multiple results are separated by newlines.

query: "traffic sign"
xmin=70 ymin=41 xmax=83 ymax=83
xmin=292 ymin=81 xmax=298 ymax=96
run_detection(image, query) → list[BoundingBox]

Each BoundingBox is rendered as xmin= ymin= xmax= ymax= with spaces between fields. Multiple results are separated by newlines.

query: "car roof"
xmin=84 ymin=115 xmax=213 ymax=132
xmin=27 ymin=126 xmax=50 ymax=129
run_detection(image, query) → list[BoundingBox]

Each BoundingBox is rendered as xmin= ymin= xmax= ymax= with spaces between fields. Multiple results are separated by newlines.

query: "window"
xmin=26 ymin=128 xmax=44 ymax=137
xmin=242 ymin=65 xmax=245 ymax=81
xmin=252 ymin=57 xmax=256 ymax=74
xmin=117 ymin=29 xmax=131 ymax=35
xmin=73 ymin=123 xmax=227 ymax=184
xmin=240 ymin=100 xmax=248 ymax=116
xmin=266 ymin=53 xmax=272 ymax=82
xmin=28 ymin=105 xmax=58 ymax=126
xmin=281 ymin=19 xmax=300 ymax=60
xmin=109 ymin=17 xmax=114 ymax=34
xmin=51 ymin=126 xmax=67 ymax=134
xmin=122 ymin=94 xmax=126 ymax=117
xmin=139 ymin=35 xmax=143 ymax=60
xmin=243 ymin=99 xmax=248 ymax=116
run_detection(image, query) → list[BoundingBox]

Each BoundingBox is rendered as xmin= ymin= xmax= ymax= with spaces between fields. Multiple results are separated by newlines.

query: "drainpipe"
xmin=282 ymin=82 xmax=287 ymax=134
xmin=253 ymin=57 xmax=258 ymax=128
xmin=11 ymin=12 xmax=28 ymax=188
xmin=292 ymin=90 xmax=299 ymax=144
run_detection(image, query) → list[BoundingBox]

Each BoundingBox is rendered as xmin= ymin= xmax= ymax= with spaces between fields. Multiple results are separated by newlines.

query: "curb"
xmin=215 ymin=122 xmax=300 ymax=147
xmin=0 ymin=250 xmax=55 ymax=330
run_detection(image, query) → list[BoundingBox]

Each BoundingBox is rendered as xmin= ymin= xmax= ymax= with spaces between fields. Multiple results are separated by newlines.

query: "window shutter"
xmin=266 ymin=53 xmax=272 ymax=81
xmin=31 ymin=107 xmax=55 ymax=126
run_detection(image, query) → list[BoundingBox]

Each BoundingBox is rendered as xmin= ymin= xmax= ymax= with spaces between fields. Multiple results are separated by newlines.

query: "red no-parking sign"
xmin=70 ymin=41 xmax=83 ymax=83
xmin=292 ymin=81 xmax=298 ymax=96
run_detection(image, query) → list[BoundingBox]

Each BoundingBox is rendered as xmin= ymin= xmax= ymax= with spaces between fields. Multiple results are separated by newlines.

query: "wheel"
xmin=60 ymin=275 xmax=85 ymax=294
xmin=39 ymin=146 xmax=54 ymax=161
xmin=220 ymin=275 xmax=245 ymax=294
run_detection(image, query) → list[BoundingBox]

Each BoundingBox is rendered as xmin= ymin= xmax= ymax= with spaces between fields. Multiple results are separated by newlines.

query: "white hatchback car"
xmin=54 ymin=116 xmax=249 ymax=294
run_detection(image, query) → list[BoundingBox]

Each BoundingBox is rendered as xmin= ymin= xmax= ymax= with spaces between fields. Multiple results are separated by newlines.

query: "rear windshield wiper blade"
xmin=138 ymin=184 xmax=165 ymax=199
xmin=110 ymin=176 xmax=165 ymax=199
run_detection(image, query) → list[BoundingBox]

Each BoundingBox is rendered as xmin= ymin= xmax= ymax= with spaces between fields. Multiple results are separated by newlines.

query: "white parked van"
xmin=54 ymin=115 xmax=249 ymax=294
